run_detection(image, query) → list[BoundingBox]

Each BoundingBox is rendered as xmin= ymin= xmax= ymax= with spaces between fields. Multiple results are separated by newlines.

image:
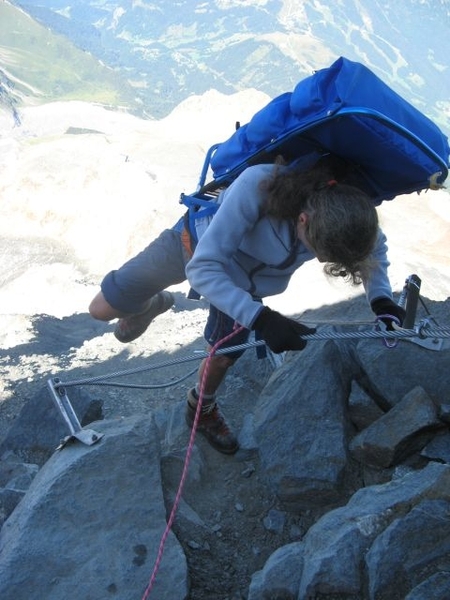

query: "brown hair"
xmin=263 ymin=156 xmax=379 ymax=284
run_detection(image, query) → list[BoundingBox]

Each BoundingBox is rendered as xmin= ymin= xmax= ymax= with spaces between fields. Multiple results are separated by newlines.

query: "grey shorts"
xmin=101 ymin=225 xmax=189 ymax=314
xmin=204 ymin=304 xmax=251 ymax=359
xmin=101 ymin=219 xmax=254 ymax=358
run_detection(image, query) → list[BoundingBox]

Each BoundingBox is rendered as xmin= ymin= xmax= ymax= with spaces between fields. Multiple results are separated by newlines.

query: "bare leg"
xmin=89 ymin=291 xmax=125 ymax=321
xmin=196 ymin=349 xmax=236 ymax=396
xmin=185 ymin=348 xmax=239 ymax=454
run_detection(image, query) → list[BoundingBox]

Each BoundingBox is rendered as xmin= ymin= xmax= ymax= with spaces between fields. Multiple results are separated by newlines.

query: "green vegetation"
xmin=0 ymin=2 xmax=139 ymax=111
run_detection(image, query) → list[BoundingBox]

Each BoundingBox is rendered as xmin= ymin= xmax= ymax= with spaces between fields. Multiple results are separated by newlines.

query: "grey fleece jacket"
xmin=185 ymin=164 xmax=393 ymax=329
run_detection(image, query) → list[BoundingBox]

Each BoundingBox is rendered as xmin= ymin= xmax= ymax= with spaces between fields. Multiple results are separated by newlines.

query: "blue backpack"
xmin=181 ymin=56 xmax=449 ymax=243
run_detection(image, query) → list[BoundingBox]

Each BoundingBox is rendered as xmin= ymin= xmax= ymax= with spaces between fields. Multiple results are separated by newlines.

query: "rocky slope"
xmin=0 ymin=96 xmax=449 ymax=599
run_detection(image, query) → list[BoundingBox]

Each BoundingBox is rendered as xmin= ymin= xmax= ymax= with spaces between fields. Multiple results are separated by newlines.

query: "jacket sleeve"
xmin=363 ymin=228 xmax=394 ymax=303
xmin=185 ymin=168 xmax=267 ymax=328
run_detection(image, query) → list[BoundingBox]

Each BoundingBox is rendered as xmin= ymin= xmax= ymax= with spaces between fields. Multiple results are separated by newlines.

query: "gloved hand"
xmin=371 ymin=297 xmax=406 ymax=331
xmin=252 ymin=307 xmax=316 ymax=353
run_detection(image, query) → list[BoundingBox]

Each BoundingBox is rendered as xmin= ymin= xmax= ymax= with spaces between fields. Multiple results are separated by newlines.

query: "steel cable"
xmin=51 ymin=323 xmax=450 ymax=391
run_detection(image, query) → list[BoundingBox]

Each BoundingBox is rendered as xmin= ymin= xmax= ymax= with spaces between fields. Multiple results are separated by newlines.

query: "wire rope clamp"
xmin=47 ymin=378 xmax=104 ymax=449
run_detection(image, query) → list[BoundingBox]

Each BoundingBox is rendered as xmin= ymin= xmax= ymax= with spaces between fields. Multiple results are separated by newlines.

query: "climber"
xmin=88 ymin=156 xmax=404 ymax=455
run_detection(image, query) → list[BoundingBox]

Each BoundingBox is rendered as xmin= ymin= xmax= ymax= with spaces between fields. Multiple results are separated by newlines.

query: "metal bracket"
xmin=385 ymin=274 xmax=441 ymax=351
xmin=47 ymin=378 xmax=104 ymax=449
xmin=398 ymin=275 xmax=443 ymax=352
xmin=406 ymin=336 xmax=443 ymax=352
xmin=398 ymin=273 xmax=421 ymax=329
xmin=408 ymin=318 xmax=444 ymax=352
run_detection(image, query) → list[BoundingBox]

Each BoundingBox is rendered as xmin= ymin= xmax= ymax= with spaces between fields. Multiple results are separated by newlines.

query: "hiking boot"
xmin=114 ymin=291 xmax=174 ymax=343
xmin=185 ymin=388 xmax=239 ymax=455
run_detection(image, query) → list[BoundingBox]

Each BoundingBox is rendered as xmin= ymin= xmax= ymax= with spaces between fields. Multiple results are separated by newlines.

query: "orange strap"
xmin=181 ymin=226 xmax=195 ymax=258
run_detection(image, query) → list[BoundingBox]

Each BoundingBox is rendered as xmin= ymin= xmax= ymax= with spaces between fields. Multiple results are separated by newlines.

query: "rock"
xmin=366 ymin=498 xmax=450 ymax=599
xmin=0 ymin=489 xmax=23 ymax=529
xmin=348 ymin=378 xmax=385 ymax=430
xmin=438 ymin=403 xmax=450 ymax=423
xmin=164 ymin=492 xmax=209 ymax=531
xmin=0 ymin=415 xmax=188 ymax=600
xmin=0 ymin=385 xmax=103 ymax=466
xmin=297 ymin=463 xmax=450 ymax=599
xmin=0 ymin=451 xmax=39 ymax=490
xmin=349 ymin=386 xmax=444 ymax=467
xmin=254 ymin=337 xmax=353 ymax=511
xmin=0 ymin=452 xmax=39 ymax=524
xmin=236 ymin=413 xmax=259 ymax=459
xmin=356 ymin=333 xmax=450 ymax=408
xmin=421 ymin=430 xmax=450 ymax=462
xmin=247 ymin=542 xmax=304 ymax=600
xmin=2 ymin=297 xmax=450 ymax=599
xmin=250 ymin=463 xmax=450 ymax=599
xmin=263 ymin=509 xmax=286 ymax=534
xmin=405 ymin=571 xmax=450 ymax=599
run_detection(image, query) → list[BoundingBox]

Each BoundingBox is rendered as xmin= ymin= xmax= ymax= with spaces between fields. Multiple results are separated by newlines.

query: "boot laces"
xmin=199 ymin=403 xmax=231 ymax=435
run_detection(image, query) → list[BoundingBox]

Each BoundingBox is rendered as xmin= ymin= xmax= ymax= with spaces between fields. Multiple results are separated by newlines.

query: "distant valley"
xmin=1 ymin=0 xmax=449 ymax=137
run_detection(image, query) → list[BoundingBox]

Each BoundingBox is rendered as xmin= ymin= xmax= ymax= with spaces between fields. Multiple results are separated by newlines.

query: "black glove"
xmin=252 ymin=307 xmax=316 ymax=353
xmin=371 ymin=297 xmax=406 ymax=331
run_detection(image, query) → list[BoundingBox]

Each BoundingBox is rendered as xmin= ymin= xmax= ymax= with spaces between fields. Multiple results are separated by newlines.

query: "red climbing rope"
xmin=141 ymin=324 xmax=245 ymax=599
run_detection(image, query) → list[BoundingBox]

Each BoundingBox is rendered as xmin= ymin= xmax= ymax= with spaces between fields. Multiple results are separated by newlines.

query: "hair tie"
xmin=327 ymin=179 xmax=338 ymax=187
